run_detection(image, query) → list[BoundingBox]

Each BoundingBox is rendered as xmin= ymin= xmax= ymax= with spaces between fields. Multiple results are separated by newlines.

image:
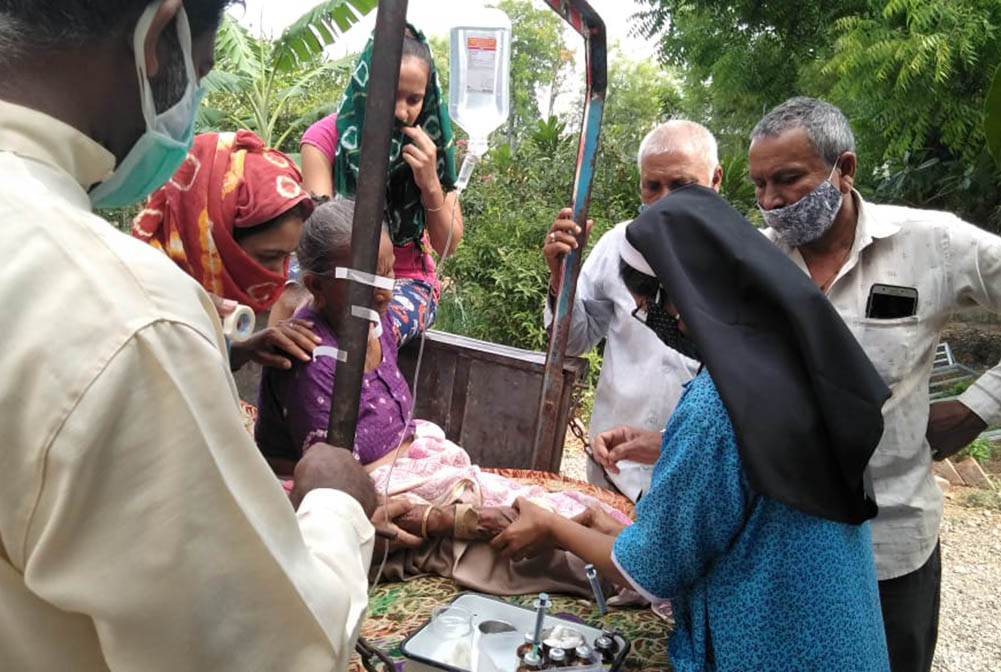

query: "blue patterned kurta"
xmin=612 ymin=371 xmax=889 ymax=671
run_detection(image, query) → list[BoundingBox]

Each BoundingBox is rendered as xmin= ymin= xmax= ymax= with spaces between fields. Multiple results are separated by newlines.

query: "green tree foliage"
xmin=820 ymin=0 xmax=1001 ymax=230
xmin=823 ymin=0 xmax=997 ymax=163
xmin=985 ymin=63 xmax=1001 ymax=166
xmin=198 ymin=0 xmax=375 ymax=154
xmin=437 ymin=118 xmax=637 ymax=351
xmin=634 ymin=0 xmax=868 ymax=150
xmin=576 ymin=47 xmax=686 ymax=216
xmin=436 ymin=43 xmax=682 ymax=350
xmin=637 ymin=0 xmax=1001 ymax=231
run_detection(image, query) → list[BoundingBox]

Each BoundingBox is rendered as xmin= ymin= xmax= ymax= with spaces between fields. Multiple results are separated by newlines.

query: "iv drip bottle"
xmin=449 ymin=8 xmax=511 ymax=190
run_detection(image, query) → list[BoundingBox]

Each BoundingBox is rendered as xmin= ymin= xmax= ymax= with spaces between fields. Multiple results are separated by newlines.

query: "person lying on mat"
xmin=491 ymin=186 xmax=892 ymax=671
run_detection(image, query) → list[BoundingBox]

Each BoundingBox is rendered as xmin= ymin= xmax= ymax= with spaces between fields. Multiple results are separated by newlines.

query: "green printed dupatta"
xmin=334 ymin=25 xmax=457 ymax=247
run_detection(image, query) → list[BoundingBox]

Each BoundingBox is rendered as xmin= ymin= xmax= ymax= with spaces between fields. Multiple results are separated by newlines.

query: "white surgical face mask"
xmin=758 ymin=162 xmax=843 ymax=247
xmin=89 ymin=2 xmax=205 ymax=208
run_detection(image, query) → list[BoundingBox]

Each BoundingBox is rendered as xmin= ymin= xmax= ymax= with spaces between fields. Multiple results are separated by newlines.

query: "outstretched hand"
xmin=229 ymin=318 xmax=321 ymax=371
xmin=490 ymin=497 xmax=558 ymax=561
xmin=591 ymin=425 xmax=662 ymax=474
xmin=372 ymin=498 xmax=424 ymax=555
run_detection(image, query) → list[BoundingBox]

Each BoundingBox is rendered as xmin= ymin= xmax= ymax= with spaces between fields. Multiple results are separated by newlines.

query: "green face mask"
xmin=89 ymin=3 xmax=206 ymax=209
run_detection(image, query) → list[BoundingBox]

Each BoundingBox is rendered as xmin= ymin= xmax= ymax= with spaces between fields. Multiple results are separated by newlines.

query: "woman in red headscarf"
xmin=133 ymin=130 xmax=320 ymax=371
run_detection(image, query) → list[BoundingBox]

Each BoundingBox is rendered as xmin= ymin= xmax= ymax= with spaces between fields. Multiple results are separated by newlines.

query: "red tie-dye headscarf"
xmin=132 ymin=130 xmax=313 ymax=312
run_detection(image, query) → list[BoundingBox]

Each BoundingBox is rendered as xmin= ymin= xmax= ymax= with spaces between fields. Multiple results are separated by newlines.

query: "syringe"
xmin=531 ymin=592 xmax=551 ymax=657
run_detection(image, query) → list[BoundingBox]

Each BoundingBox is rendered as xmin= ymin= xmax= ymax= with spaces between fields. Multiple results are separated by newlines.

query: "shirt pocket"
xmin=852 ymin=315 xmax=921 ymax=386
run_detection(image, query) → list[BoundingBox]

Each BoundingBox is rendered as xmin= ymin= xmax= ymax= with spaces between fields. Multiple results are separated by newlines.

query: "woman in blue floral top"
xmin=493 ymin=186 xmax=892 ymax=671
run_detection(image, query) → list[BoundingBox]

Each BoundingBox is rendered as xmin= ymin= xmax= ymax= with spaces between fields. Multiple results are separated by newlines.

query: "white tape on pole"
xmin=351 ymin=305 xmax=384 ymax=339
xmin=313 ymin=346 xmax=348 ymax=362
xmin=335 ymin=267 xmax=395 ymax=290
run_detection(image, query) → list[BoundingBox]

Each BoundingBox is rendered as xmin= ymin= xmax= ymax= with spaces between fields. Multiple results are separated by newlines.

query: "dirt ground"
xmin=933 ymin=492 xmax=1001 ymax=672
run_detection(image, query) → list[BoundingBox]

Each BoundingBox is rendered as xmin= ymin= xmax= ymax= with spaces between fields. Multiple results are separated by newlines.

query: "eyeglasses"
xmin=631 ymin=288 xmax=662 ymax=325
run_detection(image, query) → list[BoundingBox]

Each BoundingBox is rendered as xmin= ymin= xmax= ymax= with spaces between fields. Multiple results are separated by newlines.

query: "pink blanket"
xmin=368 ymin=422 xmax=633 ymax=525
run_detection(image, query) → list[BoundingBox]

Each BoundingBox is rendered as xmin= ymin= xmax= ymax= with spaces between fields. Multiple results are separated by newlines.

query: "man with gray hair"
xmin=0 ymin=1 xmax=377 ymax=669
xmin=749 ymin=96 xmax=1001 ymax=672
xmin=542 ymin=120 xmax=722 ymax=500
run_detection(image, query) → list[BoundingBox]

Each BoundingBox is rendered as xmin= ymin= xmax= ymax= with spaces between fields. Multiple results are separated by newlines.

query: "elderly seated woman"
xmin=133 ymin=130 xmax=322 ymax=372
xmin=255 ymin=198 xmax=632 ymax=595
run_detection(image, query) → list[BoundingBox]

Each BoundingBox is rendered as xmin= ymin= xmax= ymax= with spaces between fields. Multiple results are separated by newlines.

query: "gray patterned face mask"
xmin=758 ymin=163 xmax=843 ymax=247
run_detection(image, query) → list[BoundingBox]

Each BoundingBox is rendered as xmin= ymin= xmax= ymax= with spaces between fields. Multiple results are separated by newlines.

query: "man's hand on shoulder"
xmin=290 ymin=443 xmax=377 ymax=516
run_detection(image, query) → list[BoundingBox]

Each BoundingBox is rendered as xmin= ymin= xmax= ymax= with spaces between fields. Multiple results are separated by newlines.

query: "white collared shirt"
xmin=767 ymin=191 xmax=1001 ymax=580
xmin=545 ymin=221 xmax=700 ymax=500
xmin=0 ymin=101 xmax=373 ymax=670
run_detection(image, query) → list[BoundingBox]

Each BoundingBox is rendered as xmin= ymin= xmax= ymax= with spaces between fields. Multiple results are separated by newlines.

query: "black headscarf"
xmin=624 ymin=185 xmax=890 ymax=525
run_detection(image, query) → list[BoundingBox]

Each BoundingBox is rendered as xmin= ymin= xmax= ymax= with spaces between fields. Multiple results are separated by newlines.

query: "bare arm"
xmin=301 ymin=144 xmax=335 ymax=198
xmin=424 ymin=188 xmax=464 ymax=258
xmin=491 ymin=498 xmax=626 ymax=585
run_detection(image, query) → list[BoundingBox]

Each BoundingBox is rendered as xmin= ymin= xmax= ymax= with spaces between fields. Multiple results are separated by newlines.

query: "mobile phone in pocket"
xmin=865 ymin=283 xmax=918 ymax=319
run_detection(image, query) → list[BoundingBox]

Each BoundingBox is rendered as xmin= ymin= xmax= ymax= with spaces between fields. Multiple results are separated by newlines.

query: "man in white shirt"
xmin=0 ymin=2 xmax=378 ymax=669
xmin=749 ymin=96 xmax=1001 ymax=672
xmin=542 ymin=121 xmax=722 ymax=500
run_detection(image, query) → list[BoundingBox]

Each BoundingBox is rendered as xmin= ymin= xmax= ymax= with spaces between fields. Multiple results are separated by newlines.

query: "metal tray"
xmin=400 ymin=592 xmax=629 ymax=671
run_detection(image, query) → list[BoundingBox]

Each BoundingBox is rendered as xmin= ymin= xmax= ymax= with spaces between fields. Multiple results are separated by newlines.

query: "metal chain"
xmin=566 ymin=384 xmax=589 ymax=447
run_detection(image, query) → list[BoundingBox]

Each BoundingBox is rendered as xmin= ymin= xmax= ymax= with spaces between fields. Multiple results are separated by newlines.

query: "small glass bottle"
xmin=516 ymin=650 xmax=545 ymax=672
xmin=546 ymin=647 xmax=567 ymax=669
xmin=561 ymin=645 xmax=577 ymax=665
xmin=572 ymin=644 xmax=594 ymax=666
xmin=515 ymin=632 xmax=536 ymax=659
xmin=593 ymin=635 xmax=616 ymax=664
xmin=600 ymin=632 xmax=616 ymax=656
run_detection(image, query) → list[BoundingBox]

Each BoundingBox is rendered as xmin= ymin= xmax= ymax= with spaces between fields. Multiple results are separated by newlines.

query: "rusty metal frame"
xmin=532 ymin=0 xmax=607 ymax=470
xmin=327 ymin=0 xmax=606 ymax=469
xmin=327 ymin=0 xmax=409 ymax=448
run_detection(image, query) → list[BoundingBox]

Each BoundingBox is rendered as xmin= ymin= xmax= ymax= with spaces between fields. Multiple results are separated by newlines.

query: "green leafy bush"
xmin=953 ymin=437 xmax=999 ymax=465
xmin=941 ymin=378 xmax=975 ymax=398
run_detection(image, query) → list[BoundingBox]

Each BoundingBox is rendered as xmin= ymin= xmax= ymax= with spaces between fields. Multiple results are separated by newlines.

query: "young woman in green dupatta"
xmin=295 ymin=25 xmax=462 ymax=346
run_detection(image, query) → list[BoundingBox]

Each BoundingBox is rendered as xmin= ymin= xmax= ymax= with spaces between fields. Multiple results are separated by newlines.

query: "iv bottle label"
xmin=466 ymin=36 xmax=497 ymax=94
